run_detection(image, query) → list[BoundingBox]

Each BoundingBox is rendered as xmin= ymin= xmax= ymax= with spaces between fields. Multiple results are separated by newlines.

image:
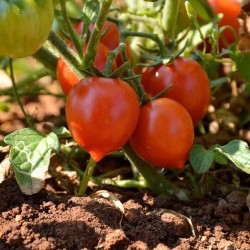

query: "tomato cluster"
xmin=57 ymin=19 xmax=211 ymax=169
xmin=63 ymin=59 xmax=210 ymax=169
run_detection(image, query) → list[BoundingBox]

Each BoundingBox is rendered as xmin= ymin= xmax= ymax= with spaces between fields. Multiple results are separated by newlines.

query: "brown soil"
xmin=0 ymin=178 xmax=249 ymax=250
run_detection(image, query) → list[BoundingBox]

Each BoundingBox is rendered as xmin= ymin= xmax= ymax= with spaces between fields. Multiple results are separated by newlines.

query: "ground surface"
xmin=0 ymin=178 xmax=249 ymax=250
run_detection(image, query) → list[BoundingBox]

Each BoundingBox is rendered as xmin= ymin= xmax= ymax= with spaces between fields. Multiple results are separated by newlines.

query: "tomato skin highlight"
xmin=141 ymin=57 xmax=211 ymax=125
xmin=207 ymin=0 xmax=240 ymax=48
xmin=0 ymin=0 xmax=54 ymax=58
xmin=129 ymin=98 xmax=194 ymax=169
xmin=57 ymin=42 xmax=116 ymax=95
xmin=66 ymin=77 xmax=140 ymax=162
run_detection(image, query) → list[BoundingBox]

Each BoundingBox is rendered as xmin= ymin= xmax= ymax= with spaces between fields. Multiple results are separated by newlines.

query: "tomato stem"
xmin=185 ymin=1 xmax=207 ymax=54
xmin=8 ymin=59 xmax=34 ymax=128
xmin=121 ymin=30 xmax=166 ymax=56
xmin=161 ymin=0 xmax=181 ymax=40
xmin=47 ymin=31 xmax=84 ymax=79
xmin=33 ymin=47 xmax=58 ymax=76
xmin=83 ymin=0 xmax=112 ymax=69
xmin=104 ymin=43 xmax=126 ymax=76
xmin=78 ymin=157 xmax=97 ymax=196
xmin=123 ymin=143 xmax=189 ymax=200
xmin=58 ymin=0 xmax=84 ymax=62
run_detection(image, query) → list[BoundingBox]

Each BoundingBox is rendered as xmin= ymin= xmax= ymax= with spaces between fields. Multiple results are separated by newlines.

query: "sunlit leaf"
xmin=4 ymin=128 xmax=60 ymax=195
xmin=214 ymin=140 xmax=250 ymax=174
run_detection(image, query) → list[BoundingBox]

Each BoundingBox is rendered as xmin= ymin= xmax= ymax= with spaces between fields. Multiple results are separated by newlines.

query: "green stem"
xmin=8 ymin=59 xmax=33 ymax=128
xmin=78 ymin=157 xmax=97 ymax=196
xmin=47 ymin=31 xmax=84 ymax=79
xmin=0 ymin=68 xmax=49 ymax=96
xmin=33 ymin=47 xmax=58 ymax=75
xmin=4 ymin=91 xmax=65 ymax=99
xmin=93 ymin=177 xmax=148 ymax=189
xmin=121 ymin=30 xmax=166 ymax=56
xmin=104 ymin=43 xmax=126 ymax=76
xmin=123 ymin=143 xmax=189 ymax=200
xmin=83 ymin=0 xmax=112 ymax=68
xmin=161 ymin=0 xmax=181 ymax=40
xmin=58 ymin=0 xmax=84 ymax=62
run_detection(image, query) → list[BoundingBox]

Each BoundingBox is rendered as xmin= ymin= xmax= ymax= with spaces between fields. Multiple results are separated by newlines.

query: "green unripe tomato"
xmin=0 ymin=0 xmax=54 ymax=58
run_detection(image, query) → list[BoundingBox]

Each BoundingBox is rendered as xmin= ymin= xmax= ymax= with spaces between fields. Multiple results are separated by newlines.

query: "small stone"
xmin=15 ymin=215 xmax=23 ymax=222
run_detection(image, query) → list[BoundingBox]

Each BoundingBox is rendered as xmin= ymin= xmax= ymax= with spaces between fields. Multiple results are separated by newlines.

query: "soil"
xmin=0 ymin=178 xmax=249 ymax=250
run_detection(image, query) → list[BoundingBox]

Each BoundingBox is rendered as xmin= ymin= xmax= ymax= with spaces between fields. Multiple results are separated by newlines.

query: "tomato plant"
xmin=0 ymin=0 xmax=54 ymax=58
xmin=74 ymin=20 xmax=120 ymax=51
xmin=129 ymin=98 xmax=194 ymax=169
xmin=141 ymin=57 xmax=211 ymax=125
xmin=74 ymin=20 xmax=130 ymax=67
xmin=65 ymin=76 xmax=140 ymax=162
xmin=207 ymin=0 xmax=240 ymax=48
xmin=57 ymin=42 xmax=116 ymax=95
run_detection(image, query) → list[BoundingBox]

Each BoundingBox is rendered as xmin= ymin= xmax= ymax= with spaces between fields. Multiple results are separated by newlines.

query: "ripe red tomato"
xmin=74 ymin=20 xmax=130 ymax=67
xmin=57 ymin=57 xmax=79 ymax=96
xmin=207 ymin=0 xmax=240 ymax=48
xmin=66 ymin=76 xmax=140 ymax=162
xmin=57 ymin=42 xmax=116 ymax=95
xmin=129 ymin=98 xmax=194 ymax=169
xmin=141 ymin=57 xmax=211 ymax=125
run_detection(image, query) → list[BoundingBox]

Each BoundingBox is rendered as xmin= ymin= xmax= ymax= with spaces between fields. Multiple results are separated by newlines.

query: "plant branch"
xmin=161 ymin=0 xmax=181 ymax=40
xmin=83 ymin=0 xmax=112 ymax=68
xmin=8 ymin=59 xmax=34 ymax=128
xmin=123 ymin=143 xmax=189 ymax=200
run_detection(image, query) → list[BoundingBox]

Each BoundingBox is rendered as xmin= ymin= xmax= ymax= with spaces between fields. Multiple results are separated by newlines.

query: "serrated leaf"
xmin=215 ymin=140 xmax=250 ymax=174
xmin=4 ymin=128 xmax=60 ymax=195
xmin=81 ymin=0 xmax=100 ymax=24
xmin=189 ymin=144 xmax=214 ymax=174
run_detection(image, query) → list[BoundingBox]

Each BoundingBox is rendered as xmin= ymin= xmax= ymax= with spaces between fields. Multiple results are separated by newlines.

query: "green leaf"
xmin=231 ymin=49 xmax=250 ymax=83
xmin=4 ymin=128 xmax=60 ymax=195
xmin=209 ymin=144 xmax=228 ymax=165
xmin=189 ymin=144 xmax=214 ymax=174
xmin=214 ymin=140 xmax=250 ymax=174
xmin=188 ymin=0 xmax=214 ymax=22
xmin=53 ymin=127 xmax=72 ymax=138
xmin=81 ymin=0 xmax=100 ymax=24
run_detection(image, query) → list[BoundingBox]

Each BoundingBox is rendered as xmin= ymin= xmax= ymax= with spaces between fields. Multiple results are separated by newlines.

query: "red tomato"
xmin=141 ymin=57 xmax=211 ymax=125
xmin=129 ymin=98 xmax=194 ymax=169
xmin=66 ymin=76 xmax=140 ymax=162
xmin=74 ymin=20 xmax=130 ymax=67
xmin=57 ymin=42 xmax=116 ymax=95
xmin=57 ymin=58 xmax=79 ymax=96
xmin=207 ymin=0 xmax=240 ymax=48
